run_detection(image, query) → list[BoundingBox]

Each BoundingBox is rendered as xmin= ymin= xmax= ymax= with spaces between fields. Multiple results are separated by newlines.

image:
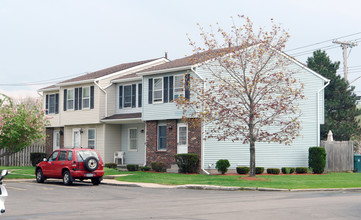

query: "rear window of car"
xmin=76 ymin=150 xmax=99 ymax=162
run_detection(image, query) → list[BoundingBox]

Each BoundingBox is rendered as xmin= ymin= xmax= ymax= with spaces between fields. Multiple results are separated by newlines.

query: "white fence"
xmin=0 ymin=143 xmax=45 ymax=166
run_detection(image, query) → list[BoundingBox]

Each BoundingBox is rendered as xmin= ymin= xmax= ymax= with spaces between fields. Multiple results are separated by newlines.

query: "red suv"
xmin=35 ymin=148 xmax=104 ymax=185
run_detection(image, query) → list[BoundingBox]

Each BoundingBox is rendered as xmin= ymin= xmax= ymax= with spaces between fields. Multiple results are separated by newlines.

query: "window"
xmin=174 ymin=75 xmax=184 ymax=99
xmin=67 ymin=89 xmax=74 ymax=110
xmin=67 ymin=151 xmax=73 ymax=161
xmin=88 ymin=129 xmax=96 ymax=149
xmin=158 ymin=125 xmax=167 ymax=151
xmin=53 ymin=130 xmax=60 ymax=151
xmin=48 ymin=151 xmax=59 ymax=162
xmin=153 ymin=78 xmax=163 ymax=103
xmin=124 ymin=85 xmax=132 ymax=108
xmin=58 ymin=151 xmax=67 ymax=161
xmin=82 ymin=87 xmax=90 ymax=109
xmin=46 ymin=94 xmax=59 ymax=114
xmin=129 ymin=128 xmax=137 ymax=151
xmin=178 ymin=126 xmax=187 ymax=145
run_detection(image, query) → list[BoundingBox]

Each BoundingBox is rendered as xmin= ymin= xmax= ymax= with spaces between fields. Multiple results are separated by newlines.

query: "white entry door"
xmin=72 ymin=128 xmax=81 ymax=148
xmin=177 ymin=123 xmax=188 ymax=154
xmin=53 ymin=130 xmax=60 ymax=150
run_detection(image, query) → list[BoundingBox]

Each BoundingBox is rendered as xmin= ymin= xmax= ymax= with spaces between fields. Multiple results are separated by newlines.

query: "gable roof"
xmin=39 ymin=58 xmax=164 ymax=91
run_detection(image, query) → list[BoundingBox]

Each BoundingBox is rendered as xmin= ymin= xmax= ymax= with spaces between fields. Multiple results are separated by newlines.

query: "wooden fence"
xmin=321 ymin=141 xmax=354 ymax=172
xmin=0 ymin=143 xmax=45 ymax=166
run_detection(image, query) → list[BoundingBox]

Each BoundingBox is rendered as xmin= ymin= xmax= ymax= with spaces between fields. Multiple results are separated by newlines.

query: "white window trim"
xmin=153 ymin=77 xmax=163 ymax=104
xmin=72 ymin=128 xmax=81 ymax=148
xmin=177 ymin=123 xmax=188 ymax=146
xmin=128 ymin=128 xmax=138 ymax=151
xmin=157 ymin=124 xmax=167 ymax=151
xmin=82 ymin=86 xmax=90 ymax=109
xmin=174 ymin=74 xmax=185 ymax=99
xmin=67 ymin=88 xmax=75 ymax=110
xmin=88 ymin=128 xmax=96 ymax=149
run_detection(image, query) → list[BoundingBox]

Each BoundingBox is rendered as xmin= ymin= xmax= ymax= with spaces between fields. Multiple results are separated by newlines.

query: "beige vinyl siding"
xmin=197 ymin=57 xmax=327 ymax=169
xmin=106 ymin=85 xmax=116 ymax=117
xmin=103 ymin=124 xmax=121 ymax=163
xmin=43 ymin=91 xmax=61 ymax=127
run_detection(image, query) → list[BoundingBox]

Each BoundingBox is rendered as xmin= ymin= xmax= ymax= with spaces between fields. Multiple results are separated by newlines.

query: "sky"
xmin=1 ymin=0 xmax=361 ymax=98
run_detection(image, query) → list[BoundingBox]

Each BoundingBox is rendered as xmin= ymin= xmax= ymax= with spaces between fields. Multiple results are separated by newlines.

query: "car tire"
xmin=91 ymin=177 xmax=101 ymax=185
xmin=63 ymin=170 xmax=73 ymax=185
xmin=84 ymin=156 xmax=99 ymax=172
xmin=36 ymin=168 xmax=45 ymax=183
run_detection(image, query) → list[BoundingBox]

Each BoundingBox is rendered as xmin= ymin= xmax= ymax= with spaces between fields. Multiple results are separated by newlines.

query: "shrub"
xmin=126 ymin=164 xmax=139 ymax=171
xmin=140 ymin=166 xmax=151 ymax=171
xmin=30 ymin=152 xmax=47 ymax=166
xmin=309 ymin=147 xmax=326 ymax=174
xmin=216 ymin=159 xmax=231 ymax=174
xmin=174 ymin=153 xmax=199 ymax=173
xmin=151 ymin=162 xmax=166 ymax=172
xmin=104 ymin=163 xmax=118 ymax=169
xmin=281 ymin=167 xmax=295 ymax=174
xmin=255 ymin=167 xmax=264 ymax=174
xmin=296 ymin=167 xmax=308 ymax=174
xmin=267 ymin=168 xmax=280 ymax=174
xmin=236 ymin=167 xmax=250 ymax=174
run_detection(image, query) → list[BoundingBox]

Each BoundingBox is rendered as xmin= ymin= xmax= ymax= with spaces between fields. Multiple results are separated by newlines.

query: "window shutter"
xmin=75 ymin=88 xmax=79 ymax=110
xmin=148 ymin=78 xmax=153 ymax=104
xmin=90 ymin=86 xmax=94 ymax=109
xmin=55 ymin=94 xmax=59 ymax=114
xmin=163 ymin=77 xmax=168 ymax=103
xmin=131 ymin=84 xmax=136 ymax=108
xmin=45 ymin=95 xmax=49 ymax=115
xmin=79 ymin=88 xmax=82 ymax=110
xmin=119 ymin=85 xmax=123 ymax=109
xmin=63 ymin=89 xmax=67 ymax=111
xmin=138 ymin=83 xmax=142 ymax=107
xmin=169 ymin=76 xmax=174 ymax=102
xmin=185 ymin=73 xmax=190 ymax=100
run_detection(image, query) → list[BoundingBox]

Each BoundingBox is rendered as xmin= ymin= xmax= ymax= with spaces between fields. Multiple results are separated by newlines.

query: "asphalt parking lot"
xmin=2 ymin=180 xmax=361 ymax=220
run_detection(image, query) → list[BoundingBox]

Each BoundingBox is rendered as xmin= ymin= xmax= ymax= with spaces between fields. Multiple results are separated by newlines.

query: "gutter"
xmin=190 ymin=66 xmax=210 ymax=175
xmin=317 ymin=79 xmax=330 ymax=146
xmin=94 ymin=80 xmax=108 ymax=118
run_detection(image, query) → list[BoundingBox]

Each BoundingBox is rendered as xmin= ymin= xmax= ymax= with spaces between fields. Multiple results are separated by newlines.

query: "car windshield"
xmin=76 ymin=150 xmax=99 ymax=162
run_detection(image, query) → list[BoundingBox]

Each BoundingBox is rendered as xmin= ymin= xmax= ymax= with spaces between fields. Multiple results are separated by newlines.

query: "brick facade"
xmin=146 ymin=119 xmax=202 ymax=171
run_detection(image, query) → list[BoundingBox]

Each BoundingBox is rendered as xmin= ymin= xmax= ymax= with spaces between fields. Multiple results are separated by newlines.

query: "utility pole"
xmin=333 ymin=40 xmax=358 ymax=82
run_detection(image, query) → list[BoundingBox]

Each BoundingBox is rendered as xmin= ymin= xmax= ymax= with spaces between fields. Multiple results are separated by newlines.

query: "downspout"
xmin=191 ymin=66 xmax=210 ymax=175
xmin=142 ymin=76 xmax=147 ymax=167
xmin=317 ymin=79 xmax=330 ymax=146
xmin=94 ymin=80 xmax=108 ymax=118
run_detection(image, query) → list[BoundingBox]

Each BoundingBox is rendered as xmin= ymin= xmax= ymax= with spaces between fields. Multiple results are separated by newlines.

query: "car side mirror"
xmin=0 ymin=170 xmax=8 ymax=177
xmin=43 ymin=158 xmax=47 ymax=162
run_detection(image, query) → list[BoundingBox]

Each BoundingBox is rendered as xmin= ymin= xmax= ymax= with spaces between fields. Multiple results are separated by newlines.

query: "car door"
xmin=42 ymin=151 xmax=59 ymax=177
xmin=53 ymin=150 xmax=67 ymax=178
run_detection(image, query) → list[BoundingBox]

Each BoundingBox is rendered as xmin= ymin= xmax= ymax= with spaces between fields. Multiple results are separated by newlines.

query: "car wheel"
xmin=84 ymin=156 xmax=99 ymax=172
xmin=36 ymin=169 xmax=45 ymax=183
xmin=63 ymin=170 xmax=73 ymax=185
xmin=91 ymin=177 xmax=101 ymax=185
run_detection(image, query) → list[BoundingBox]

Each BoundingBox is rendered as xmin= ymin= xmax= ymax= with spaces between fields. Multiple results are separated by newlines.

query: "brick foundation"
xmin=146 ymin=120 xmax=202 ymax=172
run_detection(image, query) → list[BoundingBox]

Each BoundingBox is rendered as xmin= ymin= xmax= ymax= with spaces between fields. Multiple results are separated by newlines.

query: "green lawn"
xmin=2 ymin=166 xmax=361 ymax=189
xmin=114 ymin=171 xmax=361 ymax=189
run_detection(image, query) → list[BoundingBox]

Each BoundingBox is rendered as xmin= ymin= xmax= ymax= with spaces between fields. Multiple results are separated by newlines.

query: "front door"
xmin=53 ymin=130 xmax=60 ymax=150
xmin=72 ymin=128 xmax=81 ymax=148
xmin=177 ymin=123 xmax=188 ymax=154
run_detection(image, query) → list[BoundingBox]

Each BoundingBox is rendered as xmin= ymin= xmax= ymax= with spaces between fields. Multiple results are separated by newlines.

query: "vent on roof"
xmin=165 ymin=52 xmax=168 ymax=59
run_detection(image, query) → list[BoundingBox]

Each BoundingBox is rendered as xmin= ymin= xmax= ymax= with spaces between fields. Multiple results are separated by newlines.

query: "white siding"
xmin=142 ymin=71 xmax=187 ymax=121
xmin=198 ymin=57 xmax=327 ymax=169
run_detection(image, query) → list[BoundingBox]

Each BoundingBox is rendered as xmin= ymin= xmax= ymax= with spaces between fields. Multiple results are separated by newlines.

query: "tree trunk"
xmin=249 ymin=140 xmax=256 ymax=177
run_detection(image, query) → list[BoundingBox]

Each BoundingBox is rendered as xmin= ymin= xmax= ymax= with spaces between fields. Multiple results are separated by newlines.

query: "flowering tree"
xmin=174 ymin=16 xmax=304 ymax=176
xmin=0 ymin=94 xmax=48 ymax=158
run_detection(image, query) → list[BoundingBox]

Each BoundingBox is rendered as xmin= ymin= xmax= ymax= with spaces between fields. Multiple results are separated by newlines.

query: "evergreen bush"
xmin=236 ymin=167 xmax=250 ymax=174
xmin=216 ymin=159 xmax=230 ymax=174
xmin=151 ymin=162 xmax=166 ymax=172
xmin=281 ymin=167 xmax=295 ymax=174
xmin=296 ymin=167 xmax=308 ymax=174
xmin=30 ymin=152 xmax=47 ymax=166
xmin=267 ymin=168 xmax=280 ymax=174
xmin=126 ymin=164 xmax=139 ymax=171
xmin=104 ymin=163 xmax=118 ymax=169
xmin=174 ymin=153 xmax=199 ymax=173
xmin=255 ymin=167 xmax=265 ymax=174
xmin=309 ymin=147 xmax=326 ymax=174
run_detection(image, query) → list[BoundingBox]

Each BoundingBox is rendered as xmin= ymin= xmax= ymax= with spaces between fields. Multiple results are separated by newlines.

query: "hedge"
xmin=216 ymin=159 xmax=231 ymax=174
xmin=174 ymin=153 xmax=199 ymax=173
xmin=151 ymin=162 xmax=166 ymax=172
xmin=104 ymin=163 xmax=118 ymax=169
xmin=236 ymin=167 xmax=250 ymax=174
xmin=309 ymin=147 xmax=326 ymax=174
xmin=296 ymin=167 xmax=308 ymax=174
xmin=267 ymin=168 xmax=280 ymax=174
xmin=281 ymin=167 xmax=295 ymax=174
xmin=30 ymin=152 xmax=47 ymax=166
xmin=126 ymin=164 xmax=139 ymax=171
xmin=255 ymin=167 xmax=265 ymax=174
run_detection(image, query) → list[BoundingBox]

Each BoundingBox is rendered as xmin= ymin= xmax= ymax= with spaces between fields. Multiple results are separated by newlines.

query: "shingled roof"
xmin=58 ymin=58 xmax=160 ymax=84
